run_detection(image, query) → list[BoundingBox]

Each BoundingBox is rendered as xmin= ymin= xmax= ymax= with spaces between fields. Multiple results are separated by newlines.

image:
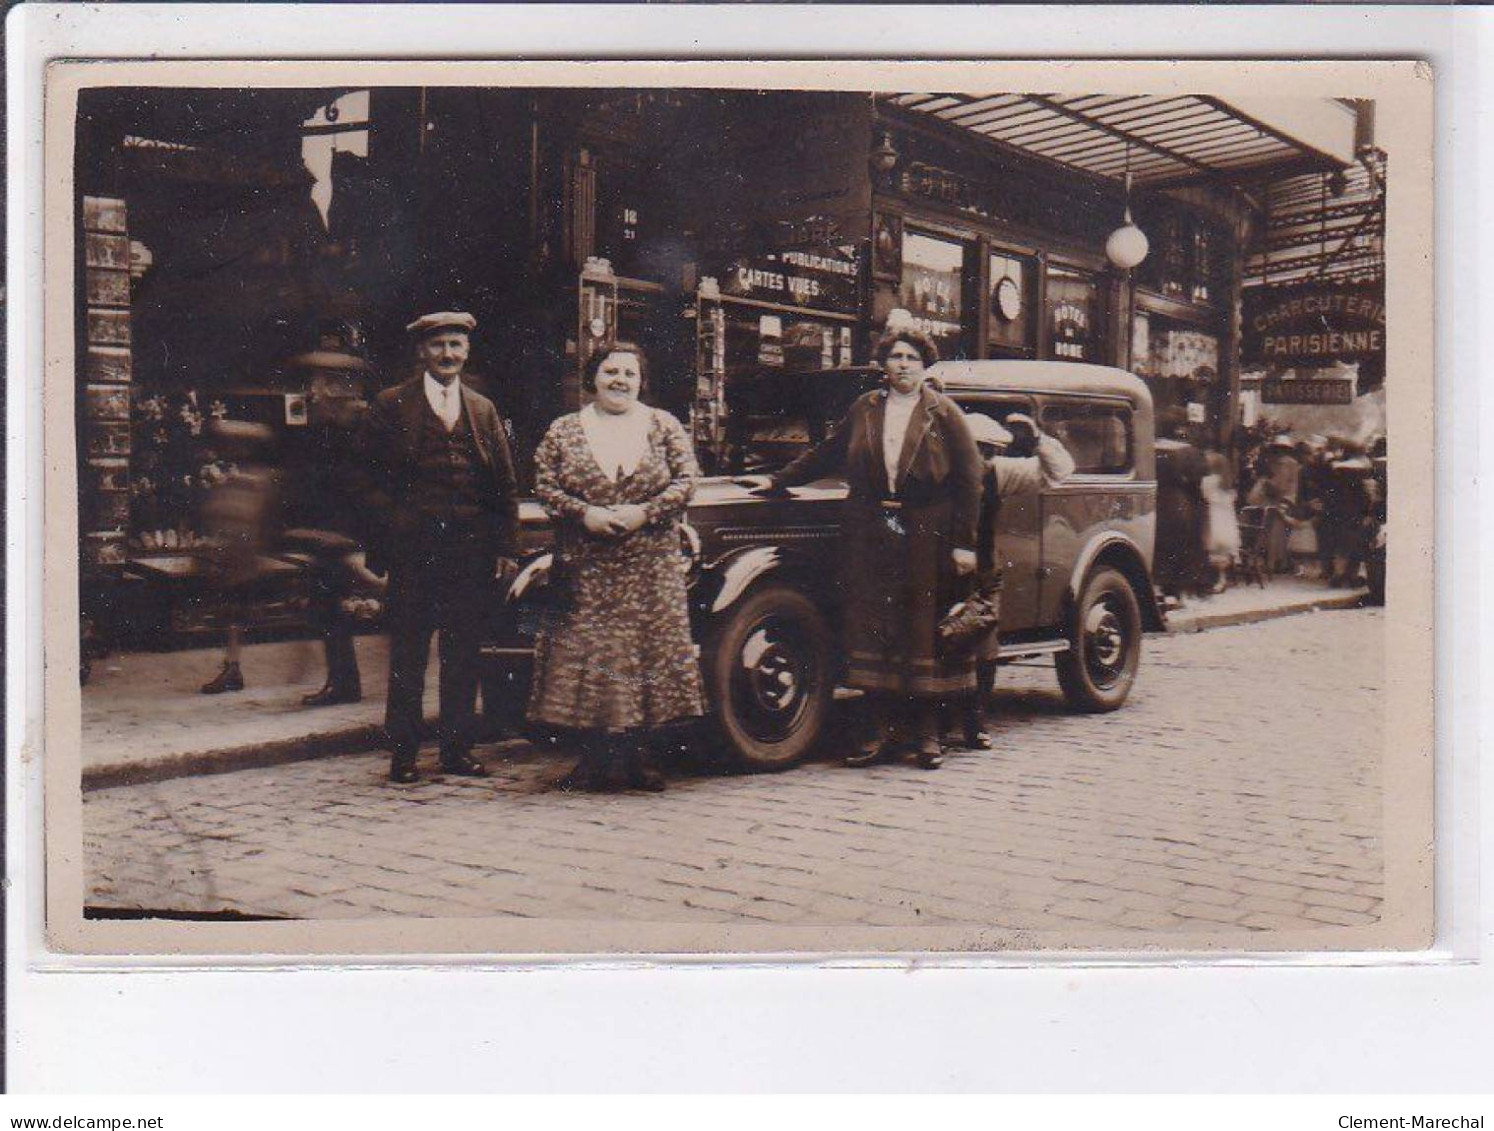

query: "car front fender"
xmin=507 ymin=551 xmax=555 ymax=605
xmin=705 ymin=545 xmax=785 ymax=615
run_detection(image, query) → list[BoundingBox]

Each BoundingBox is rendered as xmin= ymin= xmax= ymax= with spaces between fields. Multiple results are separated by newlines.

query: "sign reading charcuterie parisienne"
xmin=1241 ymin=282 xmax=1386 ymax=367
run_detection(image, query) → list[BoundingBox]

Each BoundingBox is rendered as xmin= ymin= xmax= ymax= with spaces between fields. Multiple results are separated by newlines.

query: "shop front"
xmin=75 ymin=86 xmax=1358 ymax=649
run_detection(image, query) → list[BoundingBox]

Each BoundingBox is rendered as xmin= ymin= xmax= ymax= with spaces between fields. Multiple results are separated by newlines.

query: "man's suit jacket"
xmin=358 ymin=377 xmax=520 ymax=573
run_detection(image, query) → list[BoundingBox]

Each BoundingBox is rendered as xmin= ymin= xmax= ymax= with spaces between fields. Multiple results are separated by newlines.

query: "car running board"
xmin=998 ymin=640 xmax=1071 ymax=659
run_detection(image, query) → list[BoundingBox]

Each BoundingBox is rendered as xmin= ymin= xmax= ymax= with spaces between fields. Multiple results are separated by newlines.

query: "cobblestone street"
xmin=83 ymin=609 xmax=1384 ymax=940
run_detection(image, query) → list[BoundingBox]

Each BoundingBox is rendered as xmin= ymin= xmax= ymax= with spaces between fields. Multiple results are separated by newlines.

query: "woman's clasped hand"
xmin=582 ymin=503 xmax=649 ymax=536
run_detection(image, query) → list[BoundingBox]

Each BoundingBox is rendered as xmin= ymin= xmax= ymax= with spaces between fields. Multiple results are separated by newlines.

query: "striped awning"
xmin=882 ymin=93 xmax=1353 ymax=188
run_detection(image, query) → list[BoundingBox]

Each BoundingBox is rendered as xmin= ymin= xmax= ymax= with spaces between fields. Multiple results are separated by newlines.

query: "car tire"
xmin=706 ymin=584 xmax=833 ymax=772
xmin=1056 ymin=566 xmax=1142 ymax=712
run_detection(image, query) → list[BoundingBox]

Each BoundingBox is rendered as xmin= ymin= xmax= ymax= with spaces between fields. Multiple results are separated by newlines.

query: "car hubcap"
xmin=1084 ymin=599 xmax=1127 ymax=687
xmin=734 ymin=618 xmax=814 ymax=743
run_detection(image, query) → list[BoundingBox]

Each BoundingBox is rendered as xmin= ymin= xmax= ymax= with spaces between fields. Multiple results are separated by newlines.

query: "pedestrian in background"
xmin=1154 ymin=408 xmax=1207 ymax=604
xmin=758 ymin=326 xmax=982 ymax=770
xmin=1201 ymin=449 xmax=1241 ymax=594
xmin=526 ymin=342 xmax=704 ymax=792
xmin=1319 ymin=441 xmax=1374 ymax=588
xmin=358 ymin=311 xmax=521 ymax=784
xmin=283 ymin=392 xmax=377 ymax=707
xmin=196 ymin=420 xmax=281 ymax=694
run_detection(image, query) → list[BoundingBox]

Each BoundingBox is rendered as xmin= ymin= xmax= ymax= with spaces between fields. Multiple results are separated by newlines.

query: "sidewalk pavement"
xmin=79 ymin=576 xmax=1365 ymax=790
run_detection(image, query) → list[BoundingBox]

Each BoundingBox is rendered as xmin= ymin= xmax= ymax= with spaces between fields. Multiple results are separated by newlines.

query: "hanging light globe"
xmin=1106 ymin=212 xmax=1150 ymax=270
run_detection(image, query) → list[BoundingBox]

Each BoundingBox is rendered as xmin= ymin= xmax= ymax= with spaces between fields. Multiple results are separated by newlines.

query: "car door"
xmin=956 ymin=393 xmax=1043 ymax=633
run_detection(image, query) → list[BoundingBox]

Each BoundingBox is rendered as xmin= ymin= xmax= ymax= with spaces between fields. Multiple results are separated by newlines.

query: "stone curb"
xmin=1165 ymin=592 xmax=1366 ymax=635
xmin=82 ymin=596 xmax=1370 ymax=791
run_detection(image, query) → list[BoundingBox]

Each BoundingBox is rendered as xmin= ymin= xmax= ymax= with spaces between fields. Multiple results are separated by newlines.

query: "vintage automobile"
xmin=484 ymin=359 xmax=1164 ymax=771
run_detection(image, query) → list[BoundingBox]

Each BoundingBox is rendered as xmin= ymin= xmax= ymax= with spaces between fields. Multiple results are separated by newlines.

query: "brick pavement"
xmin=83 ymin=609 xmax=1384 ymax=938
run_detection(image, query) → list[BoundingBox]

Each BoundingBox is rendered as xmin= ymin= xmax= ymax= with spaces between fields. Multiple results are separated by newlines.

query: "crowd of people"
xmin=1155 ymin=411 xmax=1386 ymax=605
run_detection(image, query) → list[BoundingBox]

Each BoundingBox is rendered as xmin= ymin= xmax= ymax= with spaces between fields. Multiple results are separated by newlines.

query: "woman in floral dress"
xmin=527 ymin=343 xmax=704 ymax=791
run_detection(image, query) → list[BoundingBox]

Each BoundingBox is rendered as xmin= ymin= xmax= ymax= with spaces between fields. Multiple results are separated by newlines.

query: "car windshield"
xmin=719 ymin=368 xmax=883 ymax=474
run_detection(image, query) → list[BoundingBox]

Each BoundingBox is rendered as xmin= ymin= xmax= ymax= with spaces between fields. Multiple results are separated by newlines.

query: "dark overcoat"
xmin=1155 ymin=440 xmax=1207 ymax=595
xmin=357 ymin=377 xmax=520 ymax=574
xmin=773 ymin=382 xmax=983 ymax=698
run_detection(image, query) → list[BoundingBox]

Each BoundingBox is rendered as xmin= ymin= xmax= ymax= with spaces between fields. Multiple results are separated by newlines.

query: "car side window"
xmin=1041 ymin=401 xmax=1133 ymax=474
xmin=957 ymin=397 xmax=1038 ymax=434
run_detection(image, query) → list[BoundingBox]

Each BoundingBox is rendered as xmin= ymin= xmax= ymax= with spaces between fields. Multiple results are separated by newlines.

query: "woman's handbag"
xmin=938 ymin=577 xmax=1002 ymax=653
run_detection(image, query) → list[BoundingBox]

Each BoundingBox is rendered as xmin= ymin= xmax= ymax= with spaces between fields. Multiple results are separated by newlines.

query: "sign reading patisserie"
xmin=1242 ymin=282 xmax=1386 ymax=366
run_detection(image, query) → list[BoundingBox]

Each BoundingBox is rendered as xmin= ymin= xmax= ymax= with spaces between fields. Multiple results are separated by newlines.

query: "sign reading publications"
xmin=722 ymin=242 xmax=861 ymax=313
xmin=1242 ymin=283 xmax=1386 ymax=367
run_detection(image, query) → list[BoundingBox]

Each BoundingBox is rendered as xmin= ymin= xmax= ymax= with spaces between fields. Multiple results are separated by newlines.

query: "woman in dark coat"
xmin=763 ymin=327 xmax=982 ymax=769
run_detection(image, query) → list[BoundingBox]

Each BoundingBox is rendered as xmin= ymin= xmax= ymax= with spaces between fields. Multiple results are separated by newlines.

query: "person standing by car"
xmin=359 ymin=311 xmax=521 ymax=784
xmin=760 ymin=326 xmax=982 ymax=770
xmin=526 ymin=342 xmax=705 ymax=792
xmin=951 ymin=410 xmax=1075 ymax=751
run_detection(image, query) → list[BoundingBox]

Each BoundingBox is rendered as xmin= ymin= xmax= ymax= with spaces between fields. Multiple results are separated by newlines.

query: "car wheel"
xmin=706 ymin=584 xmax=833 ymax=771
xmin=1056 ymin=566 xmax=1142 ymax=712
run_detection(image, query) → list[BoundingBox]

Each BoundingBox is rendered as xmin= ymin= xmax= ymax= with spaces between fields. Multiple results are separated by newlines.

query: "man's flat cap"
xmin=406 ymin=311 xmax=476 ymax=336
xmin=964 ymin=412 xmax=1013 ymax=449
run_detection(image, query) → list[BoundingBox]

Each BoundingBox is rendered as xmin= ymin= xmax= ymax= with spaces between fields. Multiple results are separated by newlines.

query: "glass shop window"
xmin=1041 ymin=402 xmax=1133 ymax=475
xmin=1045 ymin=267 xmax=1101 ymax=362
xmin=900 ymin=231 xmax=969 ymax=360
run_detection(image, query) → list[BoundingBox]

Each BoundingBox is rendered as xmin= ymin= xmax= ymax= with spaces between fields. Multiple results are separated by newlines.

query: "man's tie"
xmin=440 ymin=384 xmax=459 ymax=432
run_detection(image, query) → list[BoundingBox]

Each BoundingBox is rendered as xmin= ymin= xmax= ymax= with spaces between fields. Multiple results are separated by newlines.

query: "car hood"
xmin=518 ymin=475 xmax=759 ymax=526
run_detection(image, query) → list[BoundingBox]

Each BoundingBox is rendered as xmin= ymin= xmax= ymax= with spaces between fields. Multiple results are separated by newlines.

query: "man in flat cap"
xmin=360 ymin=311 xmax=520 ymax=783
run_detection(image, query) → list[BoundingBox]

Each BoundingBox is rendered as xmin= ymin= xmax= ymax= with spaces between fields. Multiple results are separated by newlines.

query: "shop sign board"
xmin=1260 ymin=376 xmax=1355 ymax=405
xmin=721 ymin=242 xmax=861 ymax=313
xmin=1242 ymin=283 xmax=1385 ymax=367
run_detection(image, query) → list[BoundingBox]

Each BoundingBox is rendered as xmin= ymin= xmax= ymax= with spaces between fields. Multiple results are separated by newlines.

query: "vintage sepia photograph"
xmin=42 ymin=61 xmax=1433 ymax=956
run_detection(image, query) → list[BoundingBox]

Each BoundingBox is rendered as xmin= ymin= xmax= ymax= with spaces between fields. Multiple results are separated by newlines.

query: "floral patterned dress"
xmin=527 ymin=408 xmax=705 ymax=733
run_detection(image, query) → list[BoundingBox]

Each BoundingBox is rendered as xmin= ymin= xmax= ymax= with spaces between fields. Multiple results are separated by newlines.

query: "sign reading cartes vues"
xmin=1241 ymin=282 xmax=1386 ymax=368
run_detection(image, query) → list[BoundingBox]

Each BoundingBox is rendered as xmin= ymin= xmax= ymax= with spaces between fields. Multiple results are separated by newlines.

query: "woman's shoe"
xmin=558 ymin=758 xmax=603 ymax=792
xmin=626 ymin=758 xmax=668 ymax=793
xmin=961 ymin=728 xmax=994 ymax=751
xmin=846 ymin=739 xmax=896 ymax=768
xmin=200 ymin=662 xmax=244 ymax=695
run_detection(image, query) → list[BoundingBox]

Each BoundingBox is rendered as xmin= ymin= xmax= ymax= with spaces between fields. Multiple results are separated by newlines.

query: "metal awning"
xmin=882 ymin=93 xmax=1355 ymax=188
xmin=1244 ymin=148 xmax=1385 ymax=287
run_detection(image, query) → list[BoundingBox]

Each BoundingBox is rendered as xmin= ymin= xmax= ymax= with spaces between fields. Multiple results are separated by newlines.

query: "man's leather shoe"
xmin=389 ymin=765 xmax=421 ymax=784
xmin=302 ymin=683 xmax=362 ymax=708
xmin=200 ymin=662 xmax=244 ymax=695
xmin=440 ymin=754 xmax=489 ymax=778
xmin=916 ymin=746 xmax=945 ymax=770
